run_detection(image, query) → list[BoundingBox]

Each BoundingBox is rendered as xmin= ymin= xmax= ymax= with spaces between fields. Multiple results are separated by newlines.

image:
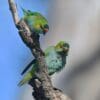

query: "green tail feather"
xmin=18 ymin=72 xmax=33 ymax=87
xmin=18 ymin=65 xmax=37 ymax=87
xmin=21 ymin=7 xmax=29 ymax=15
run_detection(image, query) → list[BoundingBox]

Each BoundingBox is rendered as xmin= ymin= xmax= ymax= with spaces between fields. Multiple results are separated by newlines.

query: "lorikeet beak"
xmin=63 ymin=47 xmax=69 ymax=52
xmin=44 ymin=28 xmax=49 ymax=32
xmin=43 ymin=28 xmax=49 ymax=35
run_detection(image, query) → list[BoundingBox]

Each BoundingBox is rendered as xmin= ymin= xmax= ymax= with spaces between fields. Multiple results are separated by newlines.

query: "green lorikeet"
xmin=18 ymin=41 xmax=69 ymax=86
xmin=22 ymin=8 xmax=49 ymax=35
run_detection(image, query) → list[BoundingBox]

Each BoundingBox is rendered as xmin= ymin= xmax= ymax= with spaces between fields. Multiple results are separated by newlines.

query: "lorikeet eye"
xmin=67 ymin=44 xmax=70 ymax=48
xmin=63 ymin=43 xmax=69 ymax=48
xmin=44 ymin=24 xmax=49 ymax=30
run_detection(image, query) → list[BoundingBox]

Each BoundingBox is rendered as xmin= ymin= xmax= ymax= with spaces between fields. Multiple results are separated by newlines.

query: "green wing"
xmin=18 ymin=70 xmax=33 ymax=86
xmin=22 ymin=8 xmax=48 ymax=25
xmin=45 ymin=46 xmax=55 ymax=56
xmin=22 ymin=8 xmax=48 ymax=35
xmin=18 ymin=60 xmax=37 ymax=86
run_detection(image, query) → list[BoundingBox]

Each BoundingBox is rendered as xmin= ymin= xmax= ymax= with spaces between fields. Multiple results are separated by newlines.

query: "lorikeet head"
xmin=55 ymin=41 xmax=69 ymax=55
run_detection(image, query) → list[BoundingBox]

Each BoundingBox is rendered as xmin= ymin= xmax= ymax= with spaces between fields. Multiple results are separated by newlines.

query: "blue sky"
xmin=0 ymin=0 xmax=48 ymax=100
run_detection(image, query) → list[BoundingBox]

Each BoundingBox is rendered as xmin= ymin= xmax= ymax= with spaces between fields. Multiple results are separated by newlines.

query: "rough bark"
xmin=8 ymin=0 xmax=71 ymax=100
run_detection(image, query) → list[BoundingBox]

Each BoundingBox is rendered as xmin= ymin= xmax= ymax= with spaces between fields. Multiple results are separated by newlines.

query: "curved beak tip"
xmin=64 ymin=48 xmax=69 ymax=52
xmin=45 ymin=29 xmax=49 ymax=33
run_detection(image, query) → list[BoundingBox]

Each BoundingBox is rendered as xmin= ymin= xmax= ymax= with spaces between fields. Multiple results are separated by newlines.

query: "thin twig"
xmin=8 ymin=0 xmax=19 ymax=25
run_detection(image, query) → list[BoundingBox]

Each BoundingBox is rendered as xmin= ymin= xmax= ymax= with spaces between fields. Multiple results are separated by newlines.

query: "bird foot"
xmin=53 ymin=87 xmax=62 ymax=92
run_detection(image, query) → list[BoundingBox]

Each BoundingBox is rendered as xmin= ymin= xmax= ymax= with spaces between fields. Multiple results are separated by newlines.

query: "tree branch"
xmin=8 ymin=0 xmax=71 ymax=100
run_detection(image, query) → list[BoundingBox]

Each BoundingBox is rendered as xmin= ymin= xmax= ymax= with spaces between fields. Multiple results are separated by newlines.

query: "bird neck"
xmin=62 ymin=54 xmax=67 ymax=66
xmin=58 ymin=52 xmax=67 ymax=66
